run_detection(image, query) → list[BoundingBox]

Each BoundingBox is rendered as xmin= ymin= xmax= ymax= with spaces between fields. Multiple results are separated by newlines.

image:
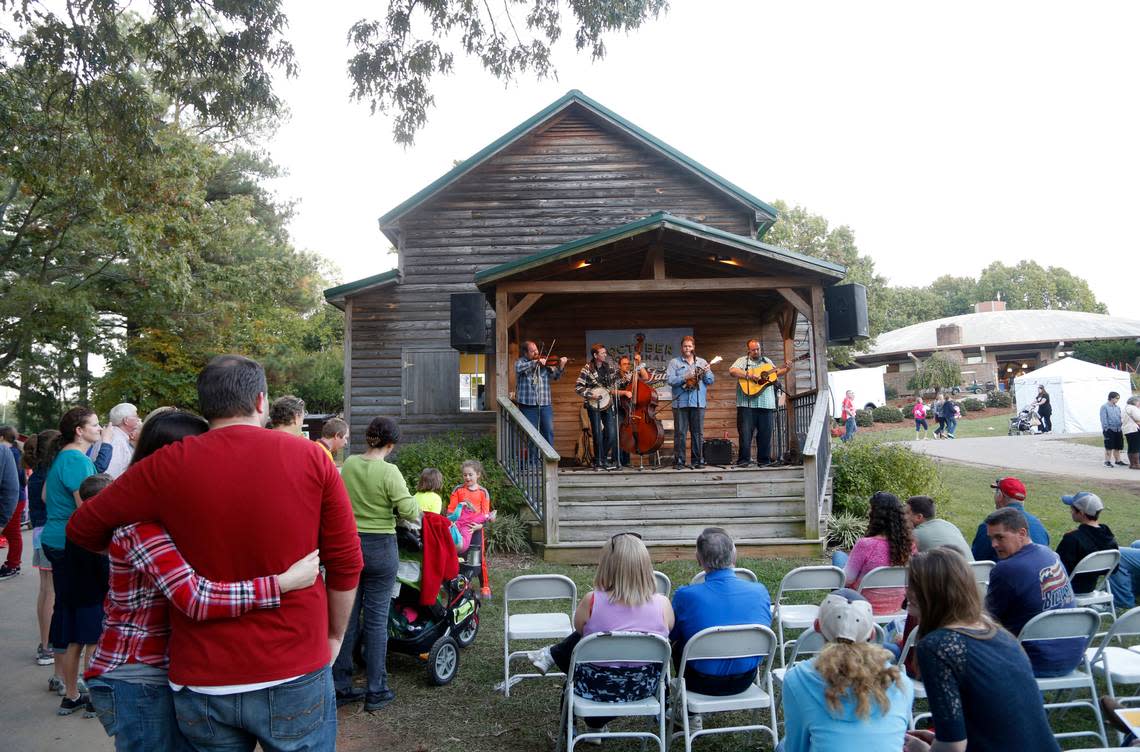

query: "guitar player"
xmin=666 ymin=335 xmax=716 ymax=470
xmin=729 ymin=339 xmax=788 ymax=467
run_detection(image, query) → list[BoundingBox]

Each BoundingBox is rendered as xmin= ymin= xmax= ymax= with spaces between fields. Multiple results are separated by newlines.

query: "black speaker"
xmin=450 ymin=293 xmax=488 ymax=352
xmin=824 ymin=283 xmax=869 ymax=345
xmin=702 ymin=439 xmax=734 ymax=465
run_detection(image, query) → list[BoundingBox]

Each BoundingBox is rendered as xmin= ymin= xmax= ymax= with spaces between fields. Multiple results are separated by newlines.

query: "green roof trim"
xmin=377 ymin=89 xmax=780 ymax=234
xmin=474 ymin=212 xmax=845 ymax=286
xmin=323 ymin=268 xmax=399 ymax=304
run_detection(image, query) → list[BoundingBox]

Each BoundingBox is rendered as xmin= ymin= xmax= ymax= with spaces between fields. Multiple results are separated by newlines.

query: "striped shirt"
xmin=87 ymin=522 xmax=280 ymax=679
xmin=514 ymin=357 xmax=563 ymax=406
xmin=732 ymin=355 xmax=777 ymax=409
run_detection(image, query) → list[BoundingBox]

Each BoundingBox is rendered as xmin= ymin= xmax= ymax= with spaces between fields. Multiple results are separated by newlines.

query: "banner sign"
xmin=583 ymin=328 xmax=693 ymax=389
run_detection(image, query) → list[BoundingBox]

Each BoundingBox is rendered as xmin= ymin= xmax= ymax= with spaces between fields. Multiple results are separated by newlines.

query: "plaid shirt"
xmin=87 ymin=521 xmax=280 ymax=678
xmin=514 ymin=357 xmax=563 ymax=406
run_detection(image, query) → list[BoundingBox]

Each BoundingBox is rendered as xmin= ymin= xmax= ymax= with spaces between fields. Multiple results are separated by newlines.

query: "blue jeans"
xmin=1110 ymin=541 xmax=1140 ymax=609
xmin=674 ymin=406 xmax=704 ymax=465
xmin=585 ymin=405 xmax=617 ymax=466
xmin=842 ymin=416 xmax=856 ymax=442
xmin=88 ymin=676 xmax=193 ymax=752
xmin=519 ymin=403 xmax=554 ymax=447
xmin=944 ymin=416 xmax=958 ymax=437
xmin=738 ymin=407 xmax=774 ymax=464
xmin=172 ymin=667 xmax=336 ymax=752
xmin=333 ymin=533 xmax=398 ymax=695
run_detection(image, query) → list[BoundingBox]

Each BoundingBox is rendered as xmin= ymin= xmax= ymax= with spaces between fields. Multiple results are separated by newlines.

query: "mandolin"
xmin=737 ymin=352 xmax=810 ymax=397
xmin=683 ymin=355 xmax=722 ymax=390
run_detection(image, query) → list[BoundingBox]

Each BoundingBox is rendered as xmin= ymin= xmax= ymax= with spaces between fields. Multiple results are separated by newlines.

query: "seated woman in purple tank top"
xmin=527 ymin=533 xmax=674 ymax=732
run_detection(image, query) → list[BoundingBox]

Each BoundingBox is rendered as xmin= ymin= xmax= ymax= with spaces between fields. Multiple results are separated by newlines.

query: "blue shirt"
xmin=670 ymin=568 xmax=772 ymax=675
xmin=781 ymin=655 xmax=913 ymax=752
xmin=985 ymin=543 xmax=1083 ymax=676
xmin=971 ymin=502 xmax=1049 ymax=562
xmin=514 ymin=357 xmax=563 ymax=406
xmin=917 ymin=627 xmax=1060 ymax=751
xmin=1101 ymin=401 xmax=1123 ymax=431
xmin=42 ymin=449 xmax=96 ymax=550
xmin=666 ymin=356 xmax=714 ymax=408
xmin=0 ymin=445 xmax=18 ymax=526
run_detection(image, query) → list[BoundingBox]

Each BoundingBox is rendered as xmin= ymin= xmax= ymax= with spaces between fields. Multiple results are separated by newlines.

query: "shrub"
xmin=826 ymin=513 xmax=868 ymax=550
xmin=871 ymin=405 xmax=905 ymax=423
xmin=961 ymin=397 xmax=984 ymax=412
xmin=985 ymin=389 xmax=1012 ymax=408
xmin=884 ymin=385 xmax=899 ymax=400
xmin=832 ymin=440 xmax=942 ymax=517
xmin=855 ymin=409 xmax=874 ymax=427
xmin=486 ymin=513 xmax=532 ymax=554
xmin=392 ymin=432 xmax=526 ymax=517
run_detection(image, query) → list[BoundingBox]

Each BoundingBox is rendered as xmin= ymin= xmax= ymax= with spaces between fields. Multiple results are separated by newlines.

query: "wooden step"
xmin=538 ymin=537 xmax=826 ymax=565
xmin=558 ymin=480 xmax=805 ymax=501
xmin=558 ymin=498 xmax=805 ymax=522
xmin=556 ymin=518 xmax=805 ymax=543
xmin=558 ymin=466 xmax=804 ymax=486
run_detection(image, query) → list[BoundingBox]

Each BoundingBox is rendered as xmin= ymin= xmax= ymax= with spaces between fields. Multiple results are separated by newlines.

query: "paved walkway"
xmin=0 ymin=529 xmax=111 ymax=751
xmin=902 ymin=433 xmax=1140 ymax=483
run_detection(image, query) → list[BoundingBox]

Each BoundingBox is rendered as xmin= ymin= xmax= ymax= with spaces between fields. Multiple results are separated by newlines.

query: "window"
xmin=898 ymin=361 xmax=917 ymax=373
xmin=965 ymin=355 xmax=984 ymax=365
xmin=459 ymin=353 xmax=487 ymax=412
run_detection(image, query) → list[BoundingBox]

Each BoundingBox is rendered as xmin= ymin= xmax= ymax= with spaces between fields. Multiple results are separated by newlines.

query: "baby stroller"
xmin=355 ymin=523 xmax=480 ymax=686
xmin=1008 ymin=404 xmax=1040 ymax=436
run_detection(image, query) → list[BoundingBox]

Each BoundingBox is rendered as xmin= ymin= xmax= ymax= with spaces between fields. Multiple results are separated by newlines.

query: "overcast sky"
xmin=266 ymin=0 xmax=1140 ymax=320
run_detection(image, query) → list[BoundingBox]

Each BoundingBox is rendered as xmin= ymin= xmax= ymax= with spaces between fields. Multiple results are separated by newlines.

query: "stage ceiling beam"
xmin=504 ymin=292 xmax=543 ymax=328
xmin=777 ymin=287 xmax=812 ymax=319
xmin=497 ymin=276 xmax=810 ymax=294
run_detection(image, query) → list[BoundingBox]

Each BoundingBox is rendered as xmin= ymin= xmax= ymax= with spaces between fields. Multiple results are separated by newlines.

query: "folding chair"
xmin=773 ymin=624 xmax=888 ymax=687
xmin=557 ymin=631 xmax=671 ymax=752
xmin=689 ymin=567 xmax=758 ymax=585
xmin=1070 ymin=549 xmax=1121 ymax=638
xmin=771 ymin=565 xmax=846 ymax=666
xmin=669 ymin=624 xmax=779 ymax=752
xmin=970 ymin=559 xmax=995 ymax=599
xmin=1018 ymin=608 xmax=1107 ymax=748
xmin=856 ymin=566 xmax=909 ymax=624
xmin=653 ymin=570 xmax=672 ymax=597
xmin=1087 ymin=606 xmax=1140 ymax=709
xmin=502 ymin=574 xmax=576 ymax=697
xmin=896 ymin=629 xmax=931 ymax=730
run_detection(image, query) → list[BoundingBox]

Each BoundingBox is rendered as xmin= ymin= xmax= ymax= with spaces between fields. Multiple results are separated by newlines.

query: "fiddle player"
xmin=729 ymin=339 xmax=782 ymax=467
xmin=575 ymin=344 xmax=630 ymax=470
xmin=515 ymin=340 xmax=566 ymax=447
xmin=666 ymin=335 xmax=714 ymax=470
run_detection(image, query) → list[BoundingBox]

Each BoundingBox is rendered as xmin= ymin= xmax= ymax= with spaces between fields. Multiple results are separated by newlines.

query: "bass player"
xmin=729 ymin=339 xmax=789 ymax=467
xmin=574 ymin=344 xmax=631 ymax=470
xmin=666 ymin=335 xmax=717 ymax=470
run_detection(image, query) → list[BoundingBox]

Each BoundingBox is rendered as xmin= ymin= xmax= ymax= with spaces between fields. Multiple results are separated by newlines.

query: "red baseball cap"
xmin=990 ymin=477 xmax=1027 ymax=500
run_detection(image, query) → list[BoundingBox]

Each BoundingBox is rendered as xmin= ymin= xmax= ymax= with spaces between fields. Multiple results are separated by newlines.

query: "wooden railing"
xmin=773 ymin=389 xmax=819 ymax=463
xmin=801 ymin=386 xmax=833 ymax=539
xmin=496 ymin=396 xmax=561 ymax=545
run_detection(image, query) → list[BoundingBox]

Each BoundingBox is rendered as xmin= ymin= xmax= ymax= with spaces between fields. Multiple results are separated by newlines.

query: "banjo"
xmin=583 ymin=386 xmax=613 ymax=411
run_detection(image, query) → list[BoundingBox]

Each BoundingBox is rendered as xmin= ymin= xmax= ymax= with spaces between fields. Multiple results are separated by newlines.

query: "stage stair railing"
xmin=800 ymin=386 xmax=833 ymax=539
xmin=496 ymin=396 xmax=560 ymax=544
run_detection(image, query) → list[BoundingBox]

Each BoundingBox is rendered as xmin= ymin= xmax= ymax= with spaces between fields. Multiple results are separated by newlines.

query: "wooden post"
xmin=342 ymin=298 xmax=354 ymax=452
xmin=495 ymin=290 xmax=509 ymax=402
xmin=810 ymin=286 xmax=829 ymax=390
xmin=780 ymin=304 xmax=800 ymax=460
xmin=543 ymin=458 xmax=559 ymax=545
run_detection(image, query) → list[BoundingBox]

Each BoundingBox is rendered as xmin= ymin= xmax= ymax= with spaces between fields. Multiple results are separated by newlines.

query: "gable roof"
xmin=323 ymin=268 xmax=398 ymax=309
xmin=474 ymin=212 xmax=845 ymax=286
xmin=377 ymin=90 xmax=779 ymax=243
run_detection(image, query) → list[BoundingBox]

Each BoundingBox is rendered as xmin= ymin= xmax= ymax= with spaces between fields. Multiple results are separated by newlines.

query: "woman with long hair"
xmin=902 ymin=548 xmax=1059 ymax=752
xmin=1035 ymin=385 xmax=1052 ymax=434
xmin=331 ymin=416 xmax=421 ymax=712
xmin=527 ymin=532 xmax=674 ymax=738
xmin=41 ymin=407 xmax=103 ymax=714
xmin=835 ymin=492 xmax=915 ymax=615
xmin=782 ymin=589 xmax=913 ymax=751
xmin=85 ymin=410 xmax=318 ymax=752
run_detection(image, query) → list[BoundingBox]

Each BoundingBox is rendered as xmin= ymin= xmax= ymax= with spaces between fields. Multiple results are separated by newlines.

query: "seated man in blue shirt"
xmin=984 ymin=507 xmax=1084 ymax=678
xmin=670 ymin=527 xmax=771 ymax=696
xmin=971 ymin=476 xmax=1050 ymax=562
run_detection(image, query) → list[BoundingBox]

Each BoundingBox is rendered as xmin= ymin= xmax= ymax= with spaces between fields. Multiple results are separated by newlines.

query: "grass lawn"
xmin=863 ymin=413 xmax=1012 ymax=442
xmin=337 ymin=457 xmax=1137 ymax=751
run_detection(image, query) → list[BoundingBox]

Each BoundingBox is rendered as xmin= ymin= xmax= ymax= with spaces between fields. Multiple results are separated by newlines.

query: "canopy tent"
xmin=1013 ymin=357 xmax=1133 ymax=434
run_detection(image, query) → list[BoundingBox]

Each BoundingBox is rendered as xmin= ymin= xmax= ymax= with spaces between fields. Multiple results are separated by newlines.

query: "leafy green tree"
xmin=907 ymin=353 xmax=962 ymax=393
xmin=927 ymin=275 xmax=979 ymax=318
xmin=1072 ymin=339 xmax=1140 ymax=370
xmin=975 ymin=261 xmax=1106 ymax=313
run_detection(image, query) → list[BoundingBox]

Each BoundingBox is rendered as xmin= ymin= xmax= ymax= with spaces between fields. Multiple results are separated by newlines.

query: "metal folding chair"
xmin=1018 ymin=608 xmax=1107 ymax=748
xmin=668 ymin=624 xmax=779 ymax=752
xmin=856 ymin=566 xmax=909 ymax=624
xmin=771 ymin=565 xmax=846 ymax=666
xmin=1070 ymin=549 xmax=1121 ymax=638
xmin=1087 ymin=605 xmax=1140 ymax=706
xmin=653 ymin=570 xmax=672 ymax=597
xmin=689 ymin=567 xmax=758 ymax=585
xmin=557 ymin=631 xmax=671 ymax=751
xmin=502 ymin=574 xmax=576 ymax=697
xmin=896 ymin=629 xmax=931 ymax=730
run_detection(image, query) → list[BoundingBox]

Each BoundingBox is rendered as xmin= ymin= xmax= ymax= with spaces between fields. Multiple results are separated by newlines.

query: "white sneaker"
xmin=575 ymin=718 xmax=605 ymax=746
xmin=526 ymin=647 xmax=555 ymax=674
xmin=689 ymin=714 xmax=703 ymax=733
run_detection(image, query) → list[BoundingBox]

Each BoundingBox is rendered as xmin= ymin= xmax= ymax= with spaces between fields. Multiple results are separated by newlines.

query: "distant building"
xmin=853 ymin=300 xmax=1140 ymax=394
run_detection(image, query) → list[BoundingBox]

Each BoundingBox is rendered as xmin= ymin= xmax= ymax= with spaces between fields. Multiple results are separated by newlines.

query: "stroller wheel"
xmin=427 ymin=636 xmax=459 ymax=685
xmin=456 ymin=612 xmax=479 ymax=648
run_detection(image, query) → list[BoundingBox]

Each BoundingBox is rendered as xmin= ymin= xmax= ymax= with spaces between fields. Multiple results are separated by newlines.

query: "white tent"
xmin=1013 ymin=357 xmax=1133 ymax=434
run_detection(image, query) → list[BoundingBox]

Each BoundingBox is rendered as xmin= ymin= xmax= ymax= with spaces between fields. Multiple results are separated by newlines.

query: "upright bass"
xmin=618 ymin=335 xmax=665 ymax=455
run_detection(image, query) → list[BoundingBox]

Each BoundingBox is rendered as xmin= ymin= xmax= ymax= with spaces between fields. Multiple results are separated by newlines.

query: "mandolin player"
xmin=666 ymin=335 xmax=716 ymax=469
xmin=574 ymin=344 xmax=630 ymax=470
xmin=729 ymin=339 xmax=787 ymax=467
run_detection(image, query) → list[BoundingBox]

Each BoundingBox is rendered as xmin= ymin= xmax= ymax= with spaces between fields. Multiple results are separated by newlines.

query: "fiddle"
xmin=536 ymin=340 xmax=567 ymax=369
xmin=683 ymin=355 xmax=723 ymax=390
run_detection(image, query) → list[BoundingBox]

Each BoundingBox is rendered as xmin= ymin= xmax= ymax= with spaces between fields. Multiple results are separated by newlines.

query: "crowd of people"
xmin=1 ymin=353 xmax=1138 ymax=751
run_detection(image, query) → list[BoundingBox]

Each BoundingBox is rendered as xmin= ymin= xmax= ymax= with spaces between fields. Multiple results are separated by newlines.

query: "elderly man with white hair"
xmin=102 ymin=403 xmax=140 ymax=479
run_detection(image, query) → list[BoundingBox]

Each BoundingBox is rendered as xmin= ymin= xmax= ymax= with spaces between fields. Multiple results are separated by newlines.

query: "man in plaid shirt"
xmin=514 ymin=340 xmax=566 ymax=447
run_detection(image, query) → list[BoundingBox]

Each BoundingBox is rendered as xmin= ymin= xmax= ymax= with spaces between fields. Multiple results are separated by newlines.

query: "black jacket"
xmin=1056 ymin=523 xmax=1118 ymax=593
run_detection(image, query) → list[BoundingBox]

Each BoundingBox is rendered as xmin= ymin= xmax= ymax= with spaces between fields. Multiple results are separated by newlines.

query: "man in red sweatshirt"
xmin=68 ymin=354 xmax=362 ymax=750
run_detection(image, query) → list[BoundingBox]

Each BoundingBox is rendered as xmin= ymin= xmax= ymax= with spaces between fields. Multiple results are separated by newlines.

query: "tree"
xmin=347 ymin=0 xmax=669 ymax=144
xmin=1072 ymin=339 xmax=1140 ymax=371
xmin=907 ymin=353 xmax=962 ymax=393
xmin=975 ymin=261 xmax=1107 ymax=313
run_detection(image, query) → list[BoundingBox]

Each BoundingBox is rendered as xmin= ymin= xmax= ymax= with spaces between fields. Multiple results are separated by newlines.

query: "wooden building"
xmin=326 ymin=90 xmax=847 ymax=561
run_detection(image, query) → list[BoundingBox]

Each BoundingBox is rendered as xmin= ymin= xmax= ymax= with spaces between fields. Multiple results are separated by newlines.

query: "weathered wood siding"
xmin=347 ymin=105 xmax=758 ymax=448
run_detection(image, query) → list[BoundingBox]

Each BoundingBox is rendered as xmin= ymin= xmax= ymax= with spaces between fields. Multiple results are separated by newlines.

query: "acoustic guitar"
xmin=737 ymin=352 xmax=810 ymax=396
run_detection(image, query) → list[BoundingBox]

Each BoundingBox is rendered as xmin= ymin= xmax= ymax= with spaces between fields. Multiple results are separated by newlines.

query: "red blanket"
xmin=420 ymin=512 xmax=459 ymax=605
